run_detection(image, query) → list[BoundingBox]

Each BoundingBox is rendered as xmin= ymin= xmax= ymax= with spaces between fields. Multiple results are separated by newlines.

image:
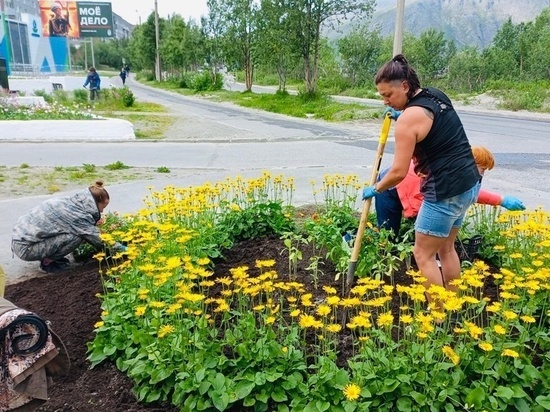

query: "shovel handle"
xmin=345 ymin=114 xmax=392 ymax=292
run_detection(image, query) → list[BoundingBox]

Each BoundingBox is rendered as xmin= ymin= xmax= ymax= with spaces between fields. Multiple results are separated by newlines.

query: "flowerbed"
xmin=88 ymin=173 xmax=550 ymax=411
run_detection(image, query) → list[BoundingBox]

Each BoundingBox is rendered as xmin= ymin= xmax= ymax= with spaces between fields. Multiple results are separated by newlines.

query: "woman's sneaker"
xmin=40 ymin=259 xmax=68 ymax=273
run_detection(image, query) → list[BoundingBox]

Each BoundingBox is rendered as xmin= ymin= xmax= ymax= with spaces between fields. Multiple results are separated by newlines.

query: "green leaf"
xmin=315 ymin=400 xmax=331 ymax=411
xmin=195 ymin=368 xmax=206 ymax=382
xmin=103 ymin=345 xmax=116 ymax=356
xmin=243 ymin=395 xmax=256 ymax=407
xmin=234 ymin=381 xmax=255 ymax=400
xmin=397 ymin=397 xmax=412 ymax=411
xmin=213 ymin=373 xmax=225 ymax=392
xmin=256 ymin=390 xmax=270 ymax=403
xmin=334 ymin=369 xmax=349 ymax=386
xmin=271 ymin=387 xmax=288 ymax=402
xmin=466 ymin=387 xmax=486 ymax=408
xmin=150 ymin=366 xmax=173 ymax=384
xmin=211 ymin=392 xmax=230 ymax=411
xmin=277 ymin=405 xmax=290 ymax=412
xmin=495 ymin=386 xmax=514 ymax=400
xmin=536 ymin=395 xmax=550 ymax=409
xmin=514 ymin=398 xmax=531 ymax=412
xmin=410 ymin=391 xmax=427 ymax=405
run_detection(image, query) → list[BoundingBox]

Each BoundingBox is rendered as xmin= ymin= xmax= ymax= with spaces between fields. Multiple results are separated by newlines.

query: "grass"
xmin=0 ymin=164 xmax=186 ymax=199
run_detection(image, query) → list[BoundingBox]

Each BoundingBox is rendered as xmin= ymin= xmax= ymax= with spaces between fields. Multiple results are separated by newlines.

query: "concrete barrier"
xmin=0 ymin=118 xmax=135 ymax=141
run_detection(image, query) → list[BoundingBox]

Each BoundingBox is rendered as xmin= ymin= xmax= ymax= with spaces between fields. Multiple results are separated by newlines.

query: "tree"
xmin=161 ymin=15 xmax=206 ymax=75
xmin=404 ymin=29 xmax=454 ymax=84
xmin=283 ymin=0 xmax=375 ymax=95
xmin=206 ymin=0 xmax=259 ymax=91
xmin=128 ymin=13 xmax=165 ymax=73
xmin=257 ymin=0 xmax=302 ymax=92
xmin=337 ymin=25 xmax=383 ymax=87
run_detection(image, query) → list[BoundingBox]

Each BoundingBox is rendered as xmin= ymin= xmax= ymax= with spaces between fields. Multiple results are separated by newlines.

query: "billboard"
xmin=39 ymin=1 xmax=114 ymax=38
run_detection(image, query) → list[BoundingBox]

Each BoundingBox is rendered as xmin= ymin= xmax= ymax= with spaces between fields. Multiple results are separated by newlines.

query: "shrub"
xmin=120 ymin=87 xmax=135 ymax=107
xmin=33 ymin=89 xmax=53 ymax=104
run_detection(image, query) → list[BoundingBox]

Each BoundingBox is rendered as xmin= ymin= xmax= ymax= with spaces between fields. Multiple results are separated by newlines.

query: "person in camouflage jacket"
xmin=11 ymin=181 xmax=111 ymax=273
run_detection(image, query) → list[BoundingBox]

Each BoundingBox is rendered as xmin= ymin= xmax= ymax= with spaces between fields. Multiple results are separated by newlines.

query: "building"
xmin=0 ymin=1 xmax=133 ymax=75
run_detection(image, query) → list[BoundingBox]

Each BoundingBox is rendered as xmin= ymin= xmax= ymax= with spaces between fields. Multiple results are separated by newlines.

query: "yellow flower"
xmin=316 ymin=305 xmax=331 ymax=317
xmin=501 ymin=349 xmax=519 ymax=358
xmin=255 ymin=259 xmax=276 ymax=268
xmin=493 ymin=324 xmax=506 ymax=335
xmin=158 ymin=324 xmax=175 ymax=338
xmin=265 ymin=316 xmax=276 ymax=325
xmin=502 ymin=310 xmax=518 ymax=321
xmin=479 ymin=342 xmax=493 ymax=352
xmin=400 ymin=314 xmax=413 ymax=324
xmin=442 ymin=345 xmax=460 ymax=366
xmin=326 ymin=324 xmax=342 ymax=333
xmin=326 ymin=296 xmax=340 ymax=306
xmin=343 ymin=383 xmax=362 ymax=401
xmin=290 ymin=309 xmax=301 ymax=317
xmin=94 ymin=321 xmax=104 ymax=328
xmin=323 ymin=286 xmax=337 ymax=294
xmin=520 ymin=315 xmax=536 ymax=323
xmin=135 ymin=306 xmax=147 ymax=316
xmin=377 ymin=312 xmax=394 ymax=328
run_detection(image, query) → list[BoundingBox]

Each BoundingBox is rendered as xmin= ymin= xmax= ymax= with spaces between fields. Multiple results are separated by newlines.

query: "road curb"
xmin=0 ymin=118 xmax=136 ymax=141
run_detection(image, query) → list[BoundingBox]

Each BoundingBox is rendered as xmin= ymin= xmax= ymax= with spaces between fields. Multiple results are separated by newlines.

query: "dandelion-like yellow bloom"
xmin=158 ymin=324 xmax=175 ymax=338
xmin=442 ymin=345 xmax=460 ymax=366
xmin=502 ymin=310 xmax=518 ymax=321
xmin=443 ymin=297 xmax=463 ymax=312
xmin=501 ymin=349 xmax=519 ymax=358
xmin=135 ymin=306 xmax=147 ymax=316
xmin=377 ymin=312 xmax=394 ymax=328
xmin=255 ymin=259 xmax=276 ymax=268
xmin=316 ymin=305 xmax=331 ymax=317
xmin=520 ymin=315 xmax=536 ymax=323
xmin=400 ymin=314 xmax=413 ymax=324
xmin=150 ymin=301 xmax=166 ymax=309
xmin=493 ymin=324 xmax=506 ymax=335
xmin=464 ymin=321 xmax=483 ymax=340
xmin=486 ymin=302 xmax=501 ymax=313
xmin=290 ymin=309 xmax=301 ymax=317
xmin=94 ymin=321 xmax=104 ymax=328
xmin=323 ymin=286 xmax=337 ymax=294
xmin=326 ymin=324 xmax=342 ymax=333
xmin=326 ymin=296 xmax=340 ymax=306
xmin=265 ymin=316 xmax=276 ymax=325
xmin=299 ymin=314 xmax=322 ymax=329
xmin=479 ymin=342 xmax=493 ymax=352
xmin=343 ymin=383 xmax=362 ymax=401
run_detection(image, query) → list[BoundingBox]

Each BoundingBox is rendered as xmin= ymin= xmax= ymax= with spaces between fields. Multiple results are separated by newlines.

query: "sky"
xmin=110 ymin=0 xmax=209 ymax=25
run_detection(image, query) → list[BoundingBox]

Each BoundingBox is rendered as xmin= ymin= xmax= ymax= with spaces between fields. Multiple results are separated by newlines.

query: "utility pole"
xmin=154 ymin=0 xmax=161 ymax=81
xmin=393 ymin=0 xmax=405 ymax=57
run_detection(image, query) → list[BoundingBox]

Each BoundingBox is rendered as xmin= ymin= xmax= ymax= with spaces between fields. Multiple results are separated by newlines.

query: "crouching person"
xmin=11 ymin=180 xmax=113 ymax=273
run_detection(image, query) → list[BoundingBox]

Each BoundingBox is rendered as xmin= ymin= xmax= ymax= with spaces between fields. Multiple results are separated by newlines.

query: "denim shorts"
xmin=415 ymin=183 xmax=480 ymax=238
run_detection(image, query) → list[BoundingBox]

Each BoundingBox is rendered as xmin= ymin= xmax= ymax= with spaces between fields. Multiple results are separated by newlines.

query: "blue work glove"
xmin=362 ymin=185 xmax=380 ymax=200
xmin=501 ymin=196 xmax=525 ymax=211
xmin=113 ymin=242 xmax=128 ymax=252
xmin=383 ymin=107 xmax=402 ymax=120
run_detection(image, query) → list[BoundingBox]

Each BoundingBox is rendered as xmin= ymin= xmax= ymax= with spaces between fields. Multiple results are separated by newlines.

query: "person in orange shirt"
xmin=374 ymin=145 xmax=525 ymax=239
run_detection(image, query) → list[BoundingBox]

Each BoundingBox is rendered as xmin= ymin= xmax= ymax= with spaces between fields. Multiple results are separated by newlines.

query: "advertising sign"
xmin=39 ymin=1 xmax=113 ymax=38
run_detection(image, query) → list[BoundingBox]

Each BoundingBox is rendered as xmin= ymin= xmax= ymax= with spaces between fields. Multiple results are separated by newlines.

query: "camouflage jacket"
xmin=12 ymin=189 xmax=103 ymax=249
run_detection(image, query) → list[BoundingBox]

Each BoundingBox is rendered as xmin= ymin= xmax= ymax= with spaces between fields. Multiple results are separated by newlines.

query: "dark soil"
xmin=4 ymin=236 xmax=474 ymax=411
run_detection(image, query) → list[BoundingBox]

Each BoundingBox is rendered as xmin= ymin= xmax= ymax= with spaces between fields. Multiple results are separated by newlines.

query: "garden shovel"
xmin=344 ymin=112 xmax=392 ymax=296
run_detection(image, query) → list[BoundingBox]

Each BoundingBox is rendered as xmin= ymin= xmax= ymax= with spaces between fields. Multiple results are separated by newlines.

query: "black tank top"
xmin=406 ymin=87 xmax=480 ymax=201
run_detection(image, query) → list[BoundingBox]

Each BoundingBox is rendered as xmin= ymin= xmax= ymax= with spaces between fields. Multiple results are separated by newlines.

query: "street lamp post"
xmin=154 ymin=0 xmax=161 ymax=81
xmin=393 ymin=0 xmax=405 ymax=56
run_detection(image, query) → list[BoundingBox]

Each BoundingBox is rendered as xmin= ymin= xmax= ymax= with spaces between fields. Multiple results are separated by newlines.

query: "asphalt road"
xmin=0 ymin=79 xmax=548 ymax=283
